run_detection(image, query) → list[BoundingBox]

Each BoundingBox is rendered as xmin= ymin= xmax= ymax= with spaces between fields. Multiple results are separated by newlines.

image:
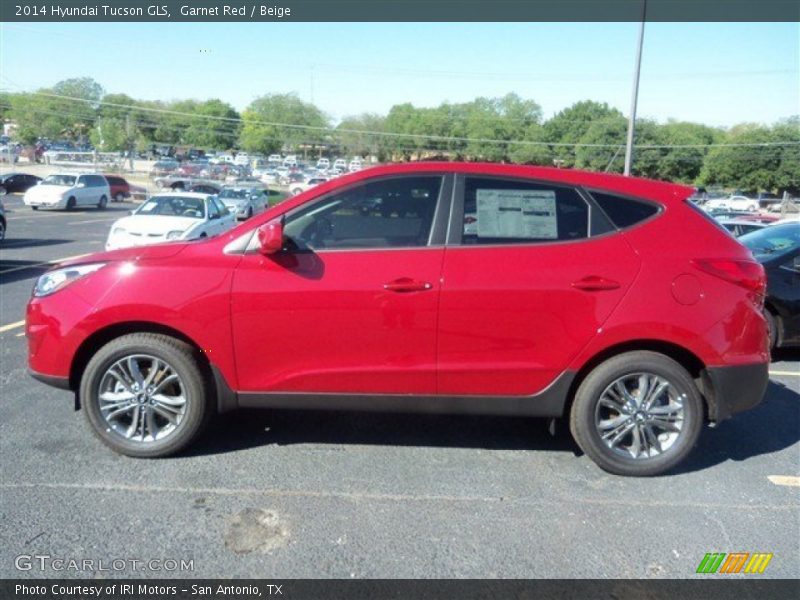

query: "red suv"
xmin=27 ymin=163 xmax=769 ymax=476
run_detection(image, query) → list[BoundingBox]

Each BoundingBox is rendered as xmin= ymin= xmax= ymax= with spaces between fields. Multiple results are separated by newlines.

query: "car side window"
xmin=283 ymin=176 xmax=442 ymax=250
xmin=461 ymin=177 xmax=589 ymax=245
xmin=589 ymin=191 xmax=660 ymax=228
xmin=213 ymin=197 xmax=229 ymax=216
xmin=207 ymin=199 xmax=220 ymax=219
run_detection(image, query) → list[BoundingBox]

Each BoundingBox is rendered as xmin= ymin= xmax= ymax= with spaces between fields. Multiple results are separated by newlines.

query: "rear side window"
xmin=462 ymin=177 xmax=589 ymax=244
xmin=590 ymin=191 xmax=660 ymax=229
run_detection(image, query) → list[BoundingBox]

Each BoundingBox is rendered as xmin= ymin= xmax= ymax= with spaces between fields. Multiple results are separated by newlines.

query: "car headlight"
xmin=166 ymin=230 xmax=184 ymax=240
xmin=33 ymin=263 xmax=106 ymax=297
xmin=112 ymin=227 xmax=126 ymax=235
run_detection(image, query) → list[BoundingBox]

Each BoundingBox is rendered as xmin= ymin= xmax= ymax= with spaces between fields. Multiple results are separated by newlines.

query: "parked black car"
xmin=740 ymin=222 xmax=800 ymax=350
xmin=0 ymin=172 xmax=41 ymax=193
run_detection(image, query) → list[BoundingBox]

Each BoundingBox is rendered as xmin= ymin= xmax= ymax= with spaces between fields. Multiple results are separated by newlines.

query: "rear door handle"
xmin=571 ymin=276 xmax=621 ymax=291
xmin=383 ymin=277 xmax=433 ymax=293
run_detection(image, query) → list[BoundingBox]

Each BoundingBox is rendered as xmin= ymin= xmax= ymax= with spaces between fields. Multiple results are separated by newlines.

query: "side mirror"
xmin=257 ymin=218 xmax=284 ymax=255
xmin=76 ymin=182 xmax=86 ymax=188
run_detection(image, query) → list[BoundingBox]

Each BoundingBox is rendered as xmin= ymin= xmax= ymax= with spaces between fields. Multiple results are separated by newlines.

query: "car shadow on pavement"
xmin=674 ymin=380 xmax=800 ymax=475
xmin=0 ymin=261 xmax=52 ymax=285
xmin=0 ymin=238 xmax=72 ymax=249
xmin=188 ymin=380 xmax=799 ymax=472
xmin=187 ymin=409 xmax=580 ymax=457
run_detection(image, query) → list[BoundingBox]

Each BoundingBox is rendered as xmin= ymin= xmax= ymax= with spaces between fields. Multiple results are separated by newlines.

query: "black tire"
xmin=247 ymin=207 xmax=253 ymax=219
xmin=80 ymin=333 xmax=212 ymax=458
xmin=114 ymin=192 xmax=125 ymax=202
xmin=31 ymin=206 xmax=38 ymax=211
xmin=97 ymin=195 xmax=108 ymax=210
xmin=765 ymin=309 xmax=778 ymax=351
xmin=66 ymin=197 xmax=76 ymax=211
xmin=0 ymin=218 xmax=5 ymax=242
xmin=569 ymin=351 xmax=703 ymax=477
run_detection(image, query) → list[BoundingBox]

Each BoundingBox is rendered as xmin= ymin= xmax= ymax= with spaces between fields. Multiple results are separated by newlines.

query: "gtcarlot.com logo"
xmin=14 ymin=554 xmax=194 ymax=572
xmin=696 ymin=552 xmax=773 ymax=574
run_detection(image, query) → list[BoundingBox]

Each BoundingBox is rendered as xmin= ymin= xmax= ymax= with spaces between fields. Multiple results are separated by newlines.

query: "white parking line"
xmin=767 ymin=476 xmax=800 ymax=487
xmin=15 ymin=331 xmax=25 ymax=337
xmin=68 ymin=218 xmax=118 ymax=225
xmin=0 ymin=253 xmax=90 ymax=275
xmin=769 ymin=370 xmax=799 ymax=377
xmin=0 ymin=320 xmax=25 ymax=333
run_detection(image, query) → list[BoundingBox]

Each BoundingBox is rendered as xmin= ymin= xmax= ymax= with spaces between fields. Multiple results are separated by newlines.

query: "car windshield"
xmin=42 ymin=175 xmax=76 ymax=186
xmin=135 ymin=196 xmax=206 ymax=219
xmin=219 ymin=189 xmax=250 ymax=200
xmin=740 ymin=223 xmax=800 ymax=261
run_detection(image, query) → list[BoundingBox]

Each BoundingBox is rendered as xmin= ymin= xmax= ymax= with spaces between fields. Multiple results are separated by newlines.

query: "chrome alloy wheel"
xmin=97 ymin=354 xmax=186 ymax=442
xmin=594 ymin=373 xmax=685 ymax=460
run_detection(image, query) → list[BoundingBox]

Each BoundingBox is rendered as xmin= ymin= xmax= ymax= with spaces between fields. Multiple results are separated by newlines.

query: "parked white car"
xmin=290 ymin=177 xmax=329 ymax=196
xmin=24 ymin=173 xmax=110 ymax=210
xmin=105 ymin=193 xmax=236 ymax=250
xmin=283 ymin=155 xmax=298 ymax=168
xmin=268 ymin=154 xmax=282 ymax=164
xmin=333 ymin=158 xmax=347 ymax=171
xmin=234 ymin=152 xmax=250 ymax=167
xmin=348 ymin=158 xmax=363 ymax=172
xmin=316 ymin=158 xmax=330 ymax=169
xmin=705 ymin=195 xmax=759 ymax=212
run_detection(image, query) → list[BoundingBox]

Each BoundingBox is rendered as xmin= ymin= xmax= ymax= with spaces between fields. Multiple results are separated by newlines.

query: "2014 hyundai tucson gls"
xmin=26 ymin=163 xmax=770 ymax=476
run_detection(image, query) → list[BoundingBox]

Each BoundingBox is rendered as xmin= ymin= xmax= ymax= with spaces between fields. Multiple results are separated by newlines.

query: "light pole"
xmin=624 ymin=1 xmax=647 ymax=176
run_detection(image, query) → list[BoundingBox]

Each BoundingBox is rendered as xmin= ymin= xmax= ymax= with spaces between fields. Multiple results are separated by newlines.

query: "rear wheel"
xmin=81 ymin=333 xmax=212 ymax=457
xmin=66 ymin=197 xmax=76 ymax=210
xmin=570 ymin=351 xmax=703 ymax=476
xmin=114 ymin=192 xmax=125 ymax=202
xmin=31 ymin=206 xmax=38 ymax=211
xmin=0 ymin=218 xmax=5 ymax=241
xmin=97 ymin=195 xmax=108 ymax=210
xmin=765 ymin=309 xmax=778 ymax=351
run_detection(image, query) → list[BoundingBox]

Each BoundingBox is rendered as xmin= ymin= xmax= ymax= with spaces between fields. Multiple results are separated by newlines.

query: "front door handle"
xmin=383 ymin=277 xmax=433 ymax=293
xmin=571 ymin=276 xmax=621 ymax=291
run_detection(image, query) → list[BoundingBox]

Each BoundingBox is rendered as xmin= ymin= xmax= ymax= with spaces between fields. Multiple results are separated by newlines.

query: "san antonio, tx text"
xmin=16 ymin=584 xmax=278 ymax=596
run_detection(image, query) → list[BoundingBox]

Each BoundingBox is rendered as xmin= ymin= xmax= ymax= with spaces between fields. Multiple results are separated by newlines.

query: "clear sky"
xmin=1 ymin=21 xmax=797 ymax=126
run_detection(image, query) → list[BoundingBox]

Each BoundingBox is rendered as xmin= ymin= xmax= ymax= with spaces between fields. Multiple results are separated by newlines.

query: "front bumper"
xmin=702 ymin=362 xmax=769 ymax=421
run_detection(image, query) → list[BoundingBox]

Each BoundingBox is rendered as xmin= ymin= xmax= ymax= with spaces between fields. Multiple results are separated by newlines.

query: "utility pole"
xmin=624 ymin=0 xmax=646 ymax=176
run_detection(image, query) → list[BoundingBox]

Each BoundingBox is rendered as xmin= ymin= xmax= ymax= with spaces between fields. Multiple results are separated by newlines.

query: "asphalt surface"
xmin=0 ymin=190 xmax=798 ymax=579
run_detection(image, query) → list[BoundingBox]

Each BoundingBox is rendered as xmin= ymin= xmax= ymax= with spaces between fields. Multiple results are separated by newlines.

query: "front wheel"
xmin=569 ymin=351 xmax=703 ymax=476
xmin=81 ymin=333 xmax=212 ymax=457
xmin=114 ymin=192 xmax=125 ymax=202
xmin=97 ymin=195 xmax=108 ymax=210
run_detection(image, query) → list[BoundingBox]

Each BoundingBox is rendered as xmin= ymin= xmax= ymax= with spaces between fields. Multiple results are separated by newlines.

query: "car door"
xmin=214 ymin=196 xmax=236 ymax=231
xmin=75 ymin=175 xmax=90 ymax=206
xmin=204 ymin=198 xmax=222 ymax=236
xmin=230 ymin=174 xmax=450 ymax=394
xmin=437 ymin=175 xmax=641 ymax=396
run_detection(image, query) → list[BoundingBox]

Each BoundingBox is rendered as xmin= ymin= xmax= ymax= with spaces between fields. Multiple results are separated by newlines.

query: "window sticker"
xmin=476 ymin=189 xmax=558 ymax=239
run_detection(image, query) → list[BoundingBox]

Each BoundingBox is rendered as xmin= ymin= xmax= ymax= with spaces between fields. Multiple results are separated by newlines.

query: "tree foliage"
xmin=3 ymin=79 xmax=797 ymax=193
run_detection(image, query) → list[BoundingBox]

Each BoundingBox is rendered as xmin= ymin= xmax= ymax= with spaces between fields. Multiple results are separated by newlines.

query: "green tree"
xmin=544 ymin=100 xmax=624 ymax=167
xmin=239 ymin=93 xmax=328 ymax=155
xmin=699 ymin=123 xmax=788 ymax=193
xmin=335 ymin=113 xmax=388 ymax=160
xmin=573 ymin=113 xmax=628 ymax=172
xmin=8 ymin=77 xmax=104 ymax=144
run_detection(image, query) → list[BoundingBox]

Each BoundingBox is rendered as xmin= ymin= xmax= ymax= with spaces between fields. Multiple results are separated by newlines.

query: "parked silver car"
xmin=218 ymin=186 xmax=268 ymax=220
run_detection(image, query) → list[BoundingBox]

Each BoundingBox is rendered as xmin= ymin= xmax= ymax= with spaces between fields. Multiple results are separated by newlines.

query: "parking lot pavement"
xmin=1 ymin=197 xmax=798 ymax=578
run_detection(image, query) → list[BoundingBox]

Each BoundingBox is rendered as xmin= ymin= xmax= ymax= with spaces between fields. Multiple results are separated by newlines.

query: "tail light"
xmin=692 ymin=258 xmax=766 ymax=296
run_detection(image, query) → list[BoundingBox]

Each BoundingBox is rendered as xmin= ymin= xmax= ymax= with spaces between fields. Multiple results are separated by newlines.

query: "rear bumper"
xmin=29 ymin=368 xmax=71 ymax=390
xmin=702 ymin=362 xmax=769 ymax=421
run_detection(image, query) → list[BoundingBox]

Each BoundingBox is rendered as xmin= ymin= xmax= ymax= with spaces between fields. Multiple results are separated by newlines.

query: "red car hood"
xmin=57 ymin=242 xmax=189 ymax=268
